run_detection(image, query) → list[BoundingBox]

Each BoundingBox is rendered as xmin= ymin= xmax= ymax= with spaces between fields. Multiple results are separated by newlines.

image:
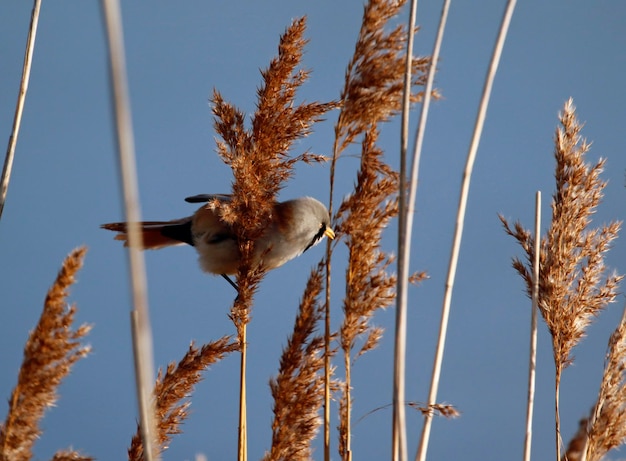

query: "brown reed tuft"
xmin=263 ymin=262 xmax=328 ymax=461
xmin=335 ymin=0 xmax=434 ymax=153
xmin=579 ymin=306 xmax=626 ymax=461
xmin=501 ymin=99 xmax=622 ymax=367
xmin=335 ymin=128 xmax=398 ymax=359
xmin=0 ymin=247 xmax=91 ymax=461
xmin=334 ymin=128 xmax=399 ymax=460
xmin=211 ymin=17 xmax=337 ymax=459
xmin=210 ymin=16 xmax=337 ymax=330
xmin=501 ymin=98 xmax=622 ymax=460
xmin=128 ymin=336 xmax=238 ymax=460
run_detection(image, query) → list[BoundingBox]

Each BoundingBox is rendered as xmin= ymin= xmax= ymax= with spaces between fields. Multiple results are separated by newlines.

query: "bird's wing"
xmin=184 ymin=193 xmax=232 ymax=203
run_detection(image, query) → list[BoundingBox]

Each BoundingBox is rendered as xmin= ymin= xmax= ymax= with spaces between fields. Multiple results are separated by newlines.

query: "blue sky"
xmin=1 ymin=1 xmax=625 ymax=460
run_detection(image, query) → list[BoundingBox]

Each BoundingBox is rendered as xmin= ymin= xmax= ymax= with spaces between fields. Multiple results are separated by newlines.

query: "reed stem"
xmin=0 ymin=0 xmax=41 ymax=220
xmin=523 ymin=191 xmax=541 ymax=461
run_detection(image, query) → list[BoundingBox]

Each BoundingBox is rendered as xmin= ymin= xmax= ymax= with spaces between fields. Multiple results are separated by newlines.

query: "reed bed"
xmin=2 ymin=2 xmax=626 ymax=461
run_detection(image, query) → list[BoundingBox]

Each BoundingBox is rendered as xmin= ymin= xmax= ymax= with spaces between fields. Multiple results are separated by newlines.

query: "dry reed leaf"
xmin=409 ymin=271 xmax=428 ymax=285
xmin=408 ymin=402 xmax=460 ymax=419
xmin=128 ymin=337 xmax=239 ymax=461
xmin=354 ymin=400 xmax=459 ymax=426
xmin=0 ymin=247 xmax=91 ymax=461
xmin=264 ymin=263 xmax=327 ymax=461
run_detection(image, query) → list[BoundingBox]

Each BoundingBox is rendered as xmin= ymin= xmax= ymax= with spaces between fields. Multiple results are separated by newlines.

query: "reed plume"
xmin=263 ymin=263 xmax=328 ymax=461
xmin=211 ymin=15 xmax=337 ymax=330
xmin=128 ymin=337 xmax=238 ymax=461
xmin=334 ymin=0 xmax=433 ymax=153
xmin=336 ymin=129 xmax=398 ymax=360
xmin=561 ymin=305 xmax=626 ymax=461
xmin=0 ymin=247 xmax=92 ymax=461
xmin=576 ymin=305 xmax=626 ymax=461
xmin=501 ymin=98 xmax=622 ymax=460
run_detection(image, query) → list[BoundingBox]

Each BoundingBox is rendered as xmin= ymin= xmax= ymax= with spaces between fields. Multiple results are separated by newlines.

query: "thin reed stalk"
xmin=100 ymin=1 xmax=158 ymax=460
xmin=555 ymin=375 xmax=563 ymax=460
xmin=0 ymin=0 xmax=41 ymax=221
xmin=323 ymin=251 xmax=332 ymax=461
xmin=416 ymin=2 xmax=517 ymax=460
xmin=523 ymin=191 xmax=541 ymax=461
xmin=323 ymin=252 xmax=332 ymax=461
xmin=393 ymin=0 xmax=418 ymax=454
xmin=403 ymin=11 xmax=453 ymax=456
xmin=238 ymin=326 xmax=248 ymax=461
xmin=397 ymin=0 xmax=452 ymax=459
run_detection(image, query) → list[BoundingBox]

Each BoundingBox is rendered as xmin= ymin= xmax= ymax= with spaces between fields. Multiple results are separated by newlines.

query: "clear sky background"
xmin=1 ymin=2 xmax=625 ymax=460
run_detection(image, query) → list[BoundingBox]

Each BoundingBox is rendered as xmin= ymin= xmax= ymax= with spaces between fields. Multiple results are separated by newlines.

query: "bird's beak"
xmin=324 ymin=227 xmax=335 ymax=240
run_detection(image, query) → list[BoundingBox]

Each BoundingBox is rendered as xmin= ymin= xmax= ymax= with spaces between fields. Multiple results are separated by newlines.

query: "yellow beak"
xmin=324 ymin=227 xmax=336 ymax=240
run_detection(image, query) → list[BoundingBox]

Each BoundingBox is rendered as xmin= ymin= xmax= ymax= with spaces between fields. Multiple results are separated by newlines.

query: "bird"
xmin=101 ymin=194 xmax=335 ymax=282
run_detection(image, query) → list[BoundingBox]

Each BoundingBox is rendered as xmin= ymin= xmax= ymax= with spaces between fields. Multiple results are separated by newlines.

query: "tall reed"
xmin=210 ymin=17 xmax=336 ymax=460
xmin=501 ymin=99 xmax=622 ymax=461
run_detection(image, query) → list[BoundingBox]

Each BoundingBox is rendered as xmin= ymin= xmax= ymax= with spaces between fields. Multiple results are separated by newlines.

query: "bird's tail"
xmin=101 ymin=219 xmax=193 ymax=249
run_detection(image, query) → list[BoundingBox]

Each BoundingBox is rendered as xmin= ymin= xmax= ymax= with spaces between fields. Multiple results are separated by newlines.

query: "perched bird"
xmin=101 ymin=194 xmax=335 ymax=278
